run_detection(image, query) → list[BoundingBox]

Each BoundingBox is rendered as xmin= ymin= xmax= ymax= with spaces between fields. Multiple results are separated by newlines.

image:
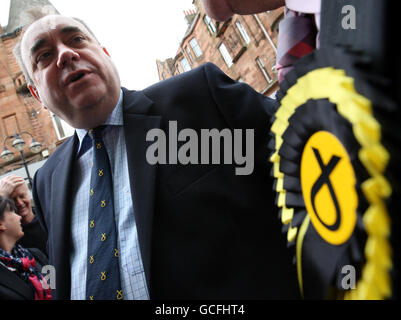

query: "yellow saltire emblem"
xmin=270 ymin=66 xmax=392 ymax=300
xmin=301 ymin=131 xmax=357 ymax=245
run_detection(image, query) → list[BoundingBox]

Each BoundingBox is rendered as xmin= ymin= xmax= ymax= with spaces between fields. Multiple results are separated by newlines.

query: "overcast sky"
xmin=1 ymin=0 xmax=195 ymax=90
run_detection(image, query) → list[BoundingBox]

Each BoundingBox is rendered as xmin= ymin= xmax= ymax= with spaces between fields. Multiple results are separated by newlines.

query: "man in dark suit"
xmin=16 ymin=14 xmax=300 ymax=300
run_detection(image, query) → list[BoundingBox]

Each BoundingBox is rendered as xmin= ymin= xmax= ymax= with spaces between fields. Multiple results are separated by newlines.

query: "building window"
xmin=203 ymin=15 xmax=216 ymax=34
xmin=2 ymin=114 xmax=19 ymax=136
xmin=189 ymin=38 xmax=203 ymax=58
xmin=256 ymin=57 xmax=272 ymax=83
xmin=162 ymin=72 xmax=166 ymax=80
xmin=218 ymin=43 xmax=233 ymax=68
xmin=235 ymin=21 xmax=251 ymax=45
xmin=180 ymin=57 xmax=191 ymax=72
xmin=51 ymin=114 xmax=74 ymax=140
xmin=185 ymin=46 xmax=194 ymax=65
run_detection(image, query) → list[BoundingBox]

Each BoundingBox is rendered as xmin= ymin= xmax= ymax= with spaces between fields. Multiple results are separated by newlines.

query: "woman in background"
xmin=0 ymin=196 xmax=51 ymax=300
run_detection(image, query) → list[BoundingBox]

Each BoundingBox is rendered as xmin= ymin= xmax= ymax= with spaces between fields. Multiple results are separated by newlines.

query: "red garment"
xmin=0 ymin=245 xmax=52 ymax=300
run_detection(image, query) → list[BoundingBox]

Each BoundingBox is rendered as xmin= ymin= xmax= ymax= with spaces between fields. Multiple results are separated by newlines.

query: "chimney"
xmin=5 ymin=0 xmax=60 ymax=34
xmin=184 ymin=8 xmax=197 ymax=26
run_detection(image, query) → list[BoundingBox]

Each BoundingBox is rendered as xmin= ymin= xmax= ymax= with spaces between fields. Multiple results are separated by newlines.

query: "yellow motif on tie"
xmin=101 ymin=271 xmax=107 ymax=281
xmin=90 ymin=220 xmax=95 ymax=228
xmin=90 ymin=189 xmax=94 ymax=197
xmin=96 ymin=143 xmax=102 ymax=149
xmin=114 ymin=249 xmax=119 ymax=257
xmin=89 ymin=296 xmax=94 ymax=300
xmin=99 ymin=169 xmax=104 ymax=177
xmin=101 ymin=233 xmax=106 ymax=241
xmin=116 ymin=290 xmax=123 ymax=300
xmin=90 ymin=256 xmax=94 ymax=264
xmin=101 ymin=200 xmax=106 ymax=208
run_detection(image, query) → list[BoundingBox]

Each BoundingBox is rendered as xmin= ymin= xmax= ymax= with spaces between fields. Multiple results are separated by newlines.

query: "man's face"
xmin=21 ymin=15 xmax=121 ymax=129
xmin=10 ymin=184 xmax=32 ymax=221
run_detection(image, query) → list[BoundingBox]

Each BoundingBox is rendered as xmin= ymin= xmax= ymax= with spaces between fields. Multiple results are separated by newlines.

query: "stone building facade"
xmin=0 ymin=0 xmax=73 ymax=178
xmin=156 ymin=0 xmax=284 ymax=97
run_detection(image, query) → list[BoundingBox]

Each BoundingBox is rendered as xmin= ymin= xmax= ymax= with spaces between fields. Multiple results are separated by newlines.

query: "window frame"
xmin=203 ymin=14 xmax=217 ymax=35
xmin=189 ymin=38 xmax=203 ymax=58
xmin=51 ymin=113 xmax=74 ymax=140
xmin=180 ymin=56 xmax=191 ymax=72
xmin=185 ymin=45 xmax=195 ymax=65
xmin=256 ymin=57 xmax=272 ymax=83
xmin=218 ymin=42 xmax=233 ymax=68
xmin=235 ymin=20 xmax=251 ymax=45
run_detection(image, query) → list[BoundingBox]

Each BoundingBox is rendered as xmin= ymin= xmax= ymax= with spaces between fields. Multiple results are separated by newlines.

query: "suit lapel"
xmin=122 ymin=88 xmax=161 ymax=292
xmin=50 ymin=135 xmax=77 ymax=299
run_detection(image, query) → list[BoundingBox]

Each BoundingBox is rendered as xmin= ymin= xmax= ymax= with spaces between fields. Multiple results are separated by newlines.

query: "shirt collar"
xmin=75 ymin=89 xmax=123 ymax=154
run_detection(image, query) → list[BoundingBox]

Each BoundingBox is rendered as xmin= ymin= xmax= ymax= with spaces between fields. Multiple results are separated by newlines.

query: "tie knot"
xmin=88 ymin=126 xmax=107 ymax=140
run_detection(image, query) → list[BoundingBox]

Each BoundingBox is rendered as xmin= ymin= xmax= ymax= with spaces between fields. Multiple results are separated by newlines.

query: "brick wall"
xmin=0 ymin=30 xmax=59 ymax=176
xmin=158 ymin=0 xmax=284 ymax=97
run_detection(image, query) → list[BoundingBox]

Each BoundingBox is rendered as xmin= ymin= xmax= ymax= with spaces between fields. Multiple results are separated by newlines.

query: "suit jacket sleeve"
xmin=201 ymin=62 xmax=276 ymax=171
xmin=202 ymin=62 xmax=276 ymax=130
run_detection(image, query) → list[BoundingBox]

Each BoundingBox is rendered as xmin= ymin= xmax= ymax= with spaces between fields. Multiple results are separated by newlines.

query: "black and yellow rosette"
xmin=269 ymin=48 xmax=393 ymax=300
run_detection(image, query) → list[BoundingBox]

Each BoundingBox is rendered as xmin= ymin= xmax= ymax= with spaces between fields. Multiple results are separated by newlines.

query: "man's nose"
xmin=16 ymin=198 xmax=24 ymax=207
xmin=57 ymin=44 xmax=80 ymax=69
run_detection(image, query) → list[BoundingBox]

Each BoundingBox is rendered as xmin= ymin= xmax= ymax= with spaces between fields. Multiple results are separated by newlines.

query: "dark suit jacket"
xmin=0 ymin=248 xmax=48 ymax=300
xmin=32 ymin=63 xmax=300 ymax=300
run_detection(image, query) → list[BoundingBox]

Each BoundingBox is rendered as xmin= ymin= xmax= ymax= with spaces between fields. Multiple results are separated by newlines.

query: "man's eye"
xmin=73 ymin=36 xmax=85 ymax=43
xmin=37 ymin=52 xmax=51 ymax=62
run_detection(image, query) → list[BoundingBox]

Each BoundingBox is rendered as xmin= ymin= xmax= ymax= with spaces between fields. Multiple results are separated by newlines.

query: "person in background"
xmin=0 ymin=175 xmax=47 ymax=254
xmin=0 ymin=196 xmax=51 ymax=300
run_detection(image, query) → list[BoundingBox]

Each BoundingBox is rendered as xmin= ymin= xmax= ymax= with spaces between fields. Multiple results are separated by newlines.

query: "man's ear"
xmin=103 ymin=47 xmax=111 ymax=57
xmin=0 ymin=221 xmax=6 ymax=232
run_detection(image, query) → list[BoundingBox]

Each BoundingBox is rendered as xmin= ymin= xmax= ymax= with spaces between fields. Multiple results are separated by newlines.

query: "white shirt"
xmin=69 ymin=90 xmax=149 ymax=300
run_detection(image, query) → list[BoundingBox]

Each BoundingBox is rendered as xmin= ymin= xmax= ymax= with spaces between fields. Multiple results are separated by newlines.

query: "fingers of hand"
xmin=0 ymin=175 xmax=25 ymax=196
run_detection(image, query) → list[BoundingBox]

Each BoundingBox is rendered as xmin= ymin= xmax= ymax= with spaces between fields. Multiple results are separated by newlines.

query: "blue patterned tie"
xmin=85 ymin=126 xmax=123 ymax=300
